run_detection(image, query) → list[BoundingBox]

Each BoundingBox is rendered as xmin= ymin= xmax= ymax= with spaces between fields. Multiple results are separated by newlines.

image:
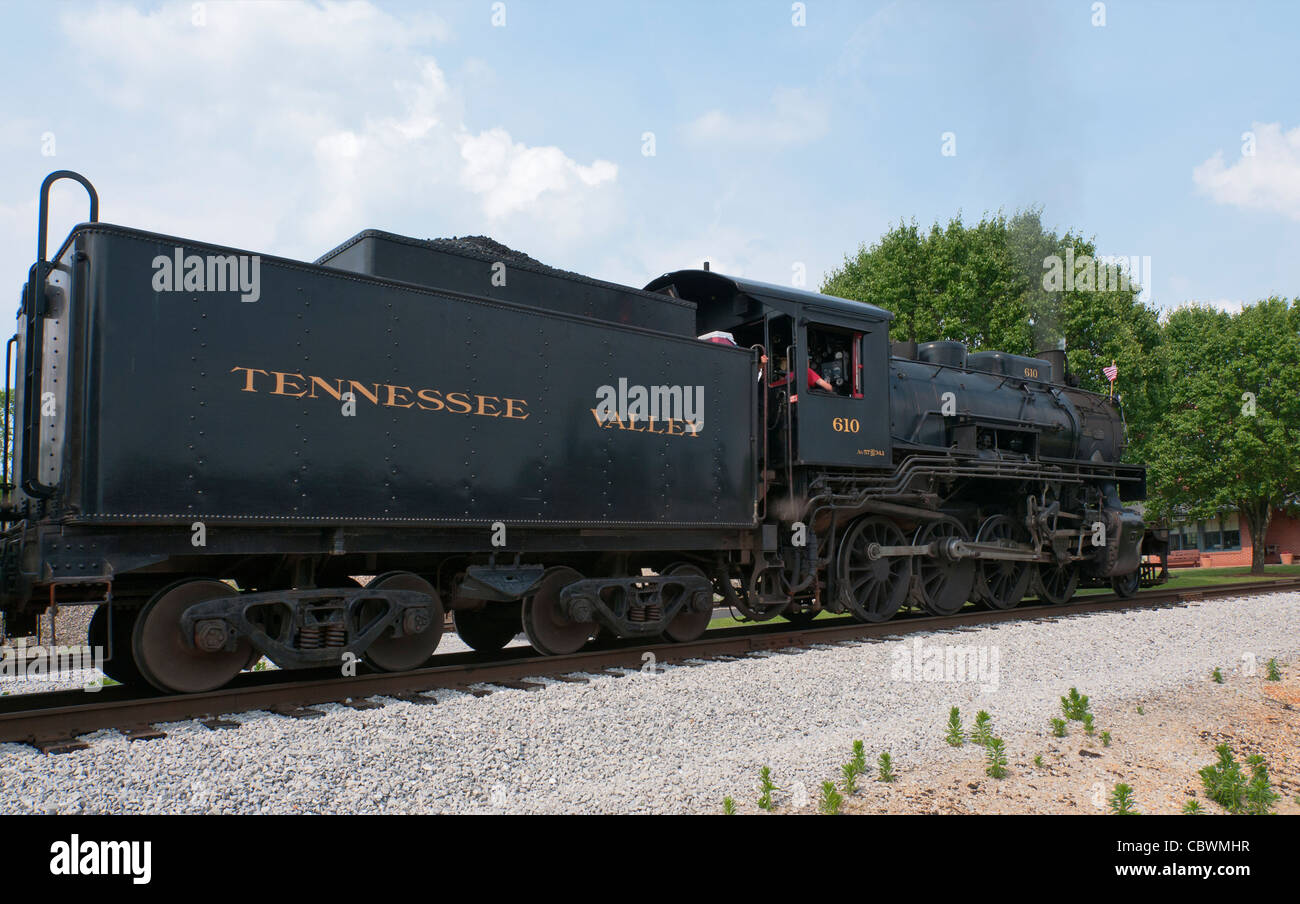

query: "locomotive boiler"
xmin=0 ymin=172 xmax=1146 ymax=693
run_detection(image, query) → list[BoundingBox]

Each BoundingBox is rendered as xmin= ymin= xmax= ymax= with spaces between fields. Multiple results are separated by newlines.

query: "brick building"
xmin=1165 ymin=508 xmax=1300 ymax=568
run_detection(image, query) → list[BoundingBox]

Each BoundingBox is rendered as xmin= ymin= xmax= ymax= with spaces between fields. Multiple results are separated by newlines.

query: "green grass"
xmin=706 ymin=565 xmax=1300 ymax=629
xmin=1075 ymin=563 xmax=1300 ymax=597
xmin=708 ymin=609 xmax=837 ymax=629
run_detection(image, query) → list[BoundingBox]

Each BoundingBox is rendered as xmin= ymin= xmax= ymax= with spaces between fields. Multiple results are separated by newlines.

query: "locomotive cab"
xmin=644 ymin=270 xmax=894 ymax=472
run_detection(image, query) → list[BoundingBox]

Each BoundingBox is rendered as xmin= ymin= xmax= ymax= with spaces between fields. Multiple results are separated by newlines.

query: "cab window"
xmin=807 ymin=325 xmax=862 ymax=397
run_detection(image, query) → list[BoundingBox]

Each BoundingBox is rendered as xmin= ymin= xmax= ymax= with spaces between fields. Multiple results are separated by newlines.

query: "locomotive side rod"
xmin=868 ymin=540 xmax=1052 ymax=563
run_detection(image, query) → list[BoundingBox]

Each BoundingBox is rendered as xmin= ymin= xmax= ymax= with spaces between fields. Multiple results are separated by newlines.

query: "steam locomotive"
xmin=0 ymin=172 xmax=1146 ymax=693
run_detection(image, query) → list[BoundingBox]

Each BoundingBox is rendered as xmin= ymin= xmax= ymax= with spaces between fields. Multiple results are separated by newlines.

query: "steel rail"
xmin=3 ymin=577 xmax=1298 ymax=751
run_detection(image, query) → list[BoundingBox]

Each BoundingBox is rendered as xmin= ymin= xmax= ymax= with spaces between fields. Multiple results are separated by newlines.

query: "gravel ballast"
xmin=1 ymin=591 xmax=1297 ymax=814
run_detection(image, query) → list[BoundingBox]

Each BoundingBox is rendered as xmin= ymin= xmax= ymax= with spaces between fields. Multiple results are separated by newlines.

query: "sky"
xmin=1 ymin=0 xmax=1298 ymax=316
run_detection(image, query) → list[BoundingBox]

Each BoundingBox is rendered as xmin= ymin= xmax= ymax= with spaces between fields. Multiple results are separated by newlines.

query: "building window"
xmin=1170 ymin=523 xmax=1199 ymax=551
xmin=1199 ymin=514 xmax=1242 ymax=551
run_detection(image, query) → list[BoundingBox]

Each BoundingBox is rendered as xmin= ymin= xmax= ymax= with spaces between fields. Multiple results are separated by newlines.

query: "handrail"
xmin=20 ymin=171 xmax=98 ymax=499
xmin=2 ymin=334 xmax=14 ymax=494
xmin=36 ymin=170 xmax=98 ymax=265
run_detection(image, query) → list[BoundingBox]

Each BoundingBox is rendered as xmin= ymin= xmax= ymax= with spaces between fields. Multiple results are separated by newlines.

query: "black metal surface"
xmin=319 ymin=229 xmax=697 ymax=335
xmin=39 ymin=224 xmax=758 ymax=527
xmin=888 ymin=356 xmax=1128 ymax=466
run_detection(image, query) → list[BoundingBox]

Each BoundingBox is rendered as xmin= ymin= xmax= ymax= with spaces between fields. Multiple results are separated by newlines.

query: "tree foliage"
xmin=821 ymin=210 xmax=1165 ymax=458
xmin=1143 ymin=299 xmax=1300 ymax=572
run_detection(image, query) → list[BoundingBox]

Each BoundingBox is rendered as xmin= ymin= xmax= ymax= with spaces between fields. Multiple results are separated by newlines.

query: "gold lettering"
xmin=235 ymin=366 xmax=532 ymax=426
xmin=385 ymin=384 xmax=415 ymax=408
xmin=416 ymin=388 xmax=445 ymax=411
xmin=308 ymin=376 xmax=344 ymax=400
xmin=347 ymin=381 xmax=381 ymax=405
xmin=272 ymin=371 xmax=307 ymax=398
xmin=231 ymin=366 xmax=269 ymax=392
xmin=475 ymin=394 xmax=501 ymax=417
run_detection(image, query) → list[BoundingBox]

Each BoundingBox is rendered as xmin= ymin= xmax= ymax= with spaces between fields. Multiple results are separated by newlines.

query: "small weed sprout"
xmin=757 ymin=766 xmax=778 ymax=811
xmin=985 ymin=738 xmax=1008 ymax=779
xmin=971 ymin=710 xmax=993 ymax=746
xmin=850 ymin=740 xmax=867 ymax=776
xmin=1211 ymin=667 xmax=1223 ymax=684
xmin=1100 ymin=730 xmax=1111 ymax=747
xmin=1265 ymin=658 xmax=1281 ymax=681
xmin=1182 ymin=799 xmax=1201 ymax=814
xmin=877 ymin=751 xmax=896 ymax=783
xmin=945 ymin=706 xmax=965 ymax=746
xmin=1033 ymin=754 xmax=1044 ymax=768
xmin=1109 ymin=783 xmax=1139 ymax=815
xmin=1061 ymin=687 xmax=1091 ymax=721
xmin=819 ymin=781 xmax=844 ymax=815
xmin=840 ymin=762 xmax=859 ymax=796
xmin=722 ymin=796 xmax=736 ymax=815
xmin=1050 ymin=718 xmax=1068 ymax=738
xmin=1082 ymin=713 xmax=1095 ymax=736
xmin=1244 ymin=754 xmax=1279 ymax=815
xmin=1199 ymin=745 xmax=1247 ymax=812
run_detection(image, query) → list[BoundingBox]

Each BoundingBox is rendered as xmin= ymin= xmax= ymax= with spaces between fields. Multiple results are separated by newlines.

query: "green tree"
xmin=1144 ymin=299 xmax=1300 ymax=573
xmin=822 ymin=210 xmax=1165 ymax=460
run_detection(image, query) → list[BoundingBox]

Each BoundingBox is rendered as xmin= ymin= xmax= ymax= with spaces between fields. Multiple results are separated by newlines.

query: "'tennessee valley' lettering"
xmin=231 ymin=366 xmax=530 ymax=420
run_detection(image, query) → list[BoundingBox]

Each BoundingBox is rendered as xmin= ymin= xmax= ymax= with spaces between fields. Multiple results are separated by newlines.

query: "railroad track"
xmin=3 ymin=577 xmax=1298 ymax=753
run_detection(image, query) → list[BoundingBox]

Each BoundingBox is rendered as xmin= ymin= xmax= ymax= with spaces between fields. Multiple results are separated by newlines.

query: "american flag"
xmin=1103 ymin=361 xmax=1119 ymax=383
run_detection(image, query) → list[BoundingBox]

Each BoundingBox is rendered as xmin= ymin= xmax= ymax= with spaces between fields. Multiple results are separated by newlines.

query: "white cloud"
xmin=1 ymin=0 xmax=620 ymax=273
xmin=686 ymin=88 xmax=829 ymax=149
xmin=1193 ymin=122 xmax=1300 ymax=221
xmin=458 ymin=128 xmax=617 ymax=219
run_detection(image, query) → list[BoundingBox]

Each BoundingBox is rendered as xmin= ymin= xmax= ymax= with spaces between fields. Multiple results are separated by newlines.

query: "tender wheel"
xmin=912 ymin=518 xmax=977 ymax=616
xmin=454 ymin=604 xmax=521 ymax=653
xmin=522 ymin=566 xmax=594 ymax=656
xmin=89 ymin=603 xmax=144 ymax=686
xmin=662 ymin=563 xmax=713 ymax=643
xmin=836 ymin=516 xmax=913 ymax=623
xmin=132 ymin=579 xmax=251 ymax=694
xmin=362 ymin=572 xmax=444 ymax=672
xmin=1111 ymin=570 xmax=1141 ymax=599
xmin=1034 ymin=560 xmax=1080 ymax=605
xmin=974 ymin=514 xmax=1033 ymax=610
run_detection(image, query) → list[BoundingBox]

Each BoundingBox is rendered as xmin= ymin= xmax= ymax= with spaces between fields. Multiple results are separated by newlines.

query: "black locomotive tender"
xmin=1 ymin=172 xmax=1148 ymax=693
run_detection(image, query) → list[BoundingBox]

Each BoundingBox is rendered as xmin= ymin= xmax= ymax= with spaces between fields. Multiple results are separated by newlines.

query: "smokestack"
xmin=1036 ymin=347 xmax=1067 ymax=384
xmin=891 ymin=339 xmax=918 ymax=360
